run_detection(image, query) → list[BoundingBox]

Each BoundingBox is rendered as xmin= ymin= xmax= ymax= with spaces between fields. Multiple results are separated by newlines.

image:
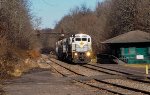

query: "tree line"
xmin=54 ymin=0 xmax=150 ymax=54
xmin=0 ymin=0 xmax=37 ymax=77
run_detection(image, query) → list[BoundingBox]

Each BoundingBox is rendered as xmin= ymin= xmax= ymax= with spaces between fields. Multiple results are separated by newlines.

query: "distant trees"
xmin=105 ymin=0 xmax=150 ymax=37
xmin=54 ymin=0 xmax=150 ymax=54
xmin=54 ymin=3 xmax=110 ymax=53
xmin=54 ymin=4 xmax=100 ymax=53
xmin=37 ymin=28 xmax=53 ymax=49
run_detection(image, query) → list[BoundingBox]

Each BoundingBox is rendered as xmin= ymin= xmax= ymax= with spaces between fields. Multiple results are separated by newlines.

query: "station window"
xmin=82 ymin=38 xmax=87 ymax=41
xmin=75 ymin=38 xmax=81 ymax=41
xmin=121 ymin=48 xmax=124 ymax=55
xmin=129 ymin=47 xmax=136 ymax=54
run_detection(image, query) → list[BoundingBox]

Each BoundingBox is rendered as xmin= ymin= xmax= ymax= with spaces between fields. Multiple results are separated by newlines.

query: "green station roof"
xmin=102 ymin=30 xmax=150 ymax=44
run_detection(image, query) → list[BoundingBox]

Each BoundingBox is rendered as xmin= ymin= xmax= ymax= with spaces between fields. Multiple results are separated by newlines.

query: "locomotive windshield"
xmin=82 ymin=38 xmax=87 ymax=41
xmin=75 ymin=38 xmax=81 ymax=41
xmin=75 ymin=38 xmax=87 ymax=41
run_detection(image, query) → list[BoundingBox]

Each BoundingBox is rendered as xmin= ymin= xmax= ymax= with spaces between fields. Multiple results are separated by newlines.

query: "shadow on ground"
xmin=97 ymin=54 xmax=116 ymax=64
xmin=0 ymin=87 xmax=5 ymax=95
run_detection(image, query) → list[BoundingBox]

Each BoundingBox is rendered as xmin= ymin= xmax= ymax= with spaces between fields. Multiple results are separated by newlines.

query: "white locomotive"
xmin=56 ymin=34 xmax=92 ymax=63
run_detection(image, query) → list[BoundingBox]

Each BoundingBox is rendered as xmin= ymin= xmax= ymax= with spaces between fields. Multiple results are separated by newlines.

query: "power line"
xmin=41 ymin=0 xmax=55 ymax=6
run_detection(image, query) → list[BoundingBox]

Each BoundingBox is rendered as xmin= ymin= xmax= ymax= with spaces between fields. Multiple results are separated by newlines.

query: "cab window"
xmin=82 ymin=38 xmax=87 ymax=41
xmin=75 ymin=38 xmax=81 ymax=41
xmin=88 ymin=38 xmax=90 ymax=42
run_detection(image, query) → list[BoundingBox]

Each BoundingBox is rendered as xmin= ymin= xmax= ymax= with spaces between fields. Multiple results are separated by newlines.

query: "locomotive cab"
xmin=71 ymin=34 xmax=92 ymax=63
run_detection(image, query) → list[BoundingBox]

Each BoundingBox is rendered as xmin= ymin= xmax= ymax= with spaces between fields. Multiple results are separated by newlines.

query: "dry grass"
xmin=0 ymin=49 xmax=41 ymax=79
xmin=91 ymin=59 xmax=97 ymax=63
xmin=0 ymin=59 xmax=39 ymax=79
xmin=9 ymin=59 xmax=39 ymax=77
xmin=27 ymin=50 xmax=41 ymax=59
xmin=124 ymin=64 xmax=150 ymax=68
xmin=9 ymin=49 xmax=41 ymax=77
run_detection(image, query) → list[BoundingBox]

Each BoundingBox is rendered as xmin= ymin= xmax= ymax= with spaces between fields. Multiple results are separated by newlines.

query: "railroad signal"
xmin=60 ymin=28 xmax=64 ymax=36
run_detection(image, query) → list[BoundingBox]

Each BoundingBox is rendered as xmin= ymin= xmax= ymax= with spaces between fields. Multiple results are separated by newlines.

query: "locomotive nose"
xmin=79 ymin=41 xmax=84 ymax=48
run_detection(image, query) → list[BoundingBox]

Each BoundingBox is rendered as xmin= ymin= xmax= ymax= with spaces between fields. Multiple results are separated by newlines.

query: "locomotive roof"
xmin=73 ymin=34 xmax=91 ymax=37
xmin=102 ymin=30 xmax=150 ymax=44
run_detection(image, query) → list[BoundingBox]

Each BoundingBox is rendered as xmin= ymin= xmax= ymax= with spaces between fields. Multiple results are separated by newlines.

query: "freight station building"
xmin=102 ymin=30 xmax=150 ymax=64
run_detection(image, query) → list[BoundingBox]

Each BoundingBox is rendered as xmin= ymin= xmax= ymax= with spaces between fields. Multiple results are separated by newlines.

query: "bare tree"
xmin=0 ymin=0 xmax=36 ymax=76
xmin=54 ymin=0 xmax=150 ymax=54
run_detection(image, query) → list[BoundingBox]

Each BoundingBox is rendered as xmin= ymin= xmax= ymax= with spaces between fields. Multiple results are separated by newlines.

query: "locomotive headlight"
xmin=74 ymin=52 xmax=78 ymax=56
xmin=86 ymin=52 xmax=91 ymax=57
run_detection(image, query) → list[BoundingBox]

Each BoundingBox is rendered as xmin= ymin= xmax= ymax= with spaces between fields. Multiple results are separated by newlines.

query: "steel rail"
xmin=39 ymin=58 xmax=123 ymax=95
xmin=48 ymin=58 xmax=127 ymax=95
xmin=48 ymin=58 xmax=150 ymax=95
xmin=84 ymin=64 xmax=150 ymax=83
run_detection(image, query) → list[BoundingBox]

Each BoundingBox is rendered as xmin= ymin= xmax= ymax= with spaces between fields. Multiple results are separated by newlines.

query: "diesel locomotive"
xmin=56 ymin=34 xmax=92 ymax=63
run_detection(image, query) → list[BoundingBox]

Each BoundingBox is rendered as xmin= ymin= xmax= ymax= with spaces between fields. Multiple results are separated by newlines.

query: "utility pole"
xmin=59 ymin=28 xmax=65 ymax=40
xmin=0 ymin=0 xmax=2 ymax=9
xmin=0 ymin=0 xmax=5 ymax=9
xmin=133 ymin=0 xmax=138 ymax=30
xmin=60 ymin=28 xmax=65 ymax=37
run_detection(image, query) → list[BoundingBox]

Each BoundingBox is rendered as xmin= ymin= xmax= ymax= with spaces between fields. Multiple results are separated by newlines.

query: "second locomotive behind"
xmin=56 ymin=34 xmax=92 ymax=63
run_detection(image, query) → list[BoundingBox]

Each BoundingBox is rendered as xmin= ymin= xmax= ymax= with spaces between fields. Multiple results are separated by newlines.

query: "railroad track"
xmin=82 ymin=64 xmax=150 ymax=83
xmin=86 ymin=64 xmax=149 ymax=77
xmin=41 ymin=58 xmax=150 ymax=95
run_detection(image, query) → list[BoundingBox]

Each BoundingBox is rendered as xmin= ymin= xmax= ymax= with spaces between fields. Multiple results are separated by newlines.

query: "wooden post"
xmin=146 ymin=64 xmax=149 ymax=75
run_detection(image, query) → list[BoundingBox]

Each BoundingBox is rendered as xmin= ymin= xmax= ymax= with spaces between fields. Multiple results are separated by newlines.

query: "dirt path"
xmin=3 ymin=67 xmax=104 ymax=95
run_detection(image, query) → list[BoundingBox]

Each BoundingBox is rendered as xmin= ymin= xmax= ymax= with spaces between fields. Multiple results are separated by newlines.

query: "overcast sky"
xmin=30 ymin=0 xmax=103 ymax=29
